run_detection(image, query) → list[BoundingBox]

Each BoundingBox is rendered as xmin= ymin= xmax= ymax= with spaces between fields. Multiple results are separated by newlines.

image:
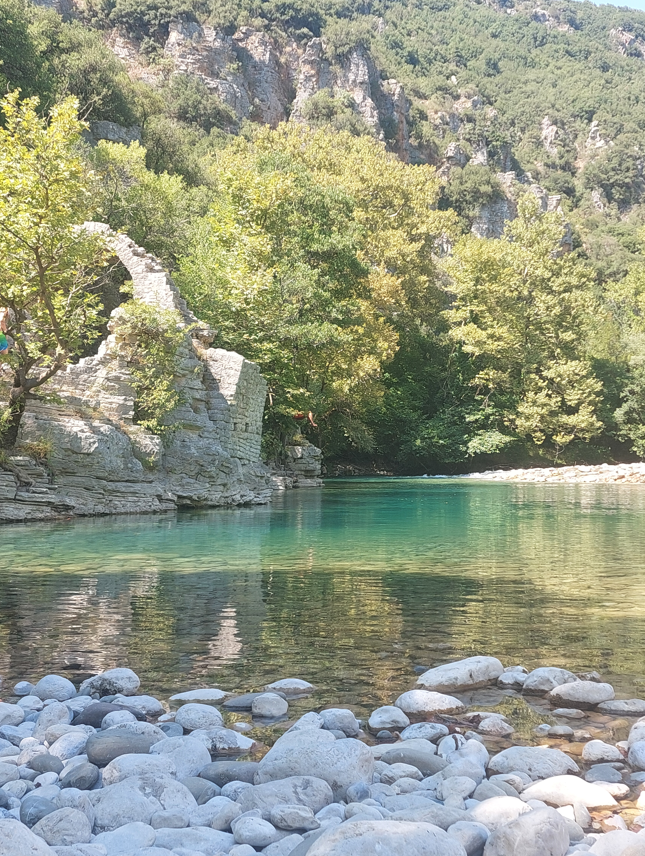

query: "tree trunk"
xmin=1 ymin=391 xmax=25 ymax=449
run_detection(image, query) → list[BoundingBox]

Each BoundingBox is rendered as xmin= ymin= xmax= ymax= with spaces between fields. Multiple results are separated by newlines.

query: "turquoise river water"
xmin=1 ymin=478 xmax=645 ymax=716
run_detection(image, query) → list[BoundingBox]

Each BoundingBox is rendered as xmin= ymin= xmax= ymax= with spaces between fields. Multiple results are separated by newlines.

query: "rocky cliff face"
xmin=106 ymin=21 xmax=414 ymax=161
xmin=0 ymin=227 xmax=277 ymax=523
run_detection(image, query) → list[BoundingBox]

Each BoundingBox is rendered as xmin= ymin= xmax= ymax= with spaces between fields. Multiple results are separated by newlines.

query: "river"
xmin=1 ymin=478 xmax=644 ymax=717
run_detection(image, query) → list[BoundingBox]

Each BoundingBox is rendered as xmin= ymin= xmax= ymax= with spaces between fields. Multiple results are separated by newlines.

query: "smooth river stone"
xmin=597 ymin=699 xmax=645 ymax=716
xmin=0 ymin=763 xmax=18 ymax=788
xmin=33 ymin=675 xmax=77 ymax=702
xmin=150 ymin=736 xmax=211 ymax=779
xmin=79 ymin=668 xmax=140 ymax=697
xmin=548 ymin=681 xmax=615 ymax=709
xmin=199 ymin=761 xmax=260 ymax=787
xmin=394 ymin=690 xmax=466 ymax=716
xmin=180 ymin=776 xmax=221 ymax=804
xmin=305 ymin=820 xmax=467 ymax=856
xmin=101 ymin=752 xmax=177 ymax=785
xmin=482 ymin=807 xmax=569 ymax=856
xmin=90 ymin=774 xmax=198 ymax=833
xmin=380 ymin=746 xmax=447 ymax=777
xmin=400 ymin=723 xmax=450 ymax=742
xmin=319 ymin=709 xmax=360 ymax=738
xmin=487 ymin=746 xmax=579 ymax=780
xmin=368 ymin=706 xmax=410 ymax=731
xmin=237 ymin=777 xmax=334 ymax=817
xmin=29 ymin=754 xmax=64 ymax=775
xmin=522 ymin=667 xmax=578 ymax=695
xmin=264 ymin=679 xmax=316 ymax=696
xmin=0 ymin=818 xmax=54 ymax=856
xmin=72 ymin=702 xmax=145 ymax=728
xmin=59 ymin=761 xmax=100 ymax=790
xmin=170 ymin=688 xmax=229 ymax=702
xmin=223 ymin=693 xmax=268 ymax=711
xmin=154 ymin=827 xmax=235 ymax=854
xmin=581 ymin=740 xmax=623 ymax=763
xmin=521 ymin=775 xmax=618 ymax=808
xmin=252 ymin=694 xmax=289 ymax=718
xmin=467 ymin=795 xmax=531 ymax=831
xmin=174 ymin=704 xmax=224 ymax=731
xmin=20 ymin=794 xmax=58 ymax=827
xmin=255 ymin=728 xmax=374 ymax=801
xmin=0 ymin=703 xmax=24 ymax=729
xmin=31 ymin=807 xmax=92 ymax=847
xmin=85 ymin=731 xmax=157 ymax=766
xmin=416 ymin=656 xmax=504 ymax=693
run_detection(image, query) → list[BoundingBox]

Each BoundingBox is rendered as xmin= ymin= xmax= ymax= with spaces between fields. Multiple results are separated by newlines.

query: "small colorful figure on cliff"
xmin=0 ymin=307 xmax=10 ymax=355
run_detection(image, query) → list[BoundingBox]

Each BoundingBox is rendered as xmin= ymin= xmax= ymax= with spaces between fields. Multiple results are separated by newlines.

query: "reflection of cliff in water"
xmin=1 ymin=481 xmax=645 ymax=707
xmin=0 ymin=508 xmax=274 ymax=691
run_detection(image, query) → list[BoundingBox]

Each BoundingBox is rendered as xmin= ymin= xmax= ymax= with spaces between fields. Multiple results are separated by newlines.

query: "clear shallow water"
xmin=1 ymin=478 xmax=645 ymax=716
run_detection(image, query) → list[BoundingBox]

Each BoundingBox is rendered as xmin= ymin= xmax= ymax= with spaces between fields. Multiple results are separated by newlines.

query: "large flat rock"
xmin=416 ymin=657 xmax=503 ymax=692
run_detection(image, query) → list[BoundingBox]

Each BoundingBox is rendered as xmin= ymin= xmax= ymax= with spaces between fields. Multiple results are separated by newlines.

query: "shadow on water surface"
xmin=1 ymin=478 xmax=645 ymax=714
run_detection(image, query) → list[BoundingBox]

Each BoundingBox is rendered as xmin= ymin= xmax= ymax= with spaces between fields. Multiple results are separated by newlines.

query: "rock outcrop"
xmin=105 ymin=22 xmax=413 ymax=160
xmin=0 ymin=226 xmax=276 ymax=523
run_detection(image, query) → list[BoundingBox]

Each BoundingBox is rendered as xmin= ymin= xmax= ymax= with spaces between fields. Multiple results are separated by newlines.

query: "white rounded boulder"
xmin=395 ymin=690 xmax=466 ymax=716
xmin=415 ymin=657 xmax=503 ymax=693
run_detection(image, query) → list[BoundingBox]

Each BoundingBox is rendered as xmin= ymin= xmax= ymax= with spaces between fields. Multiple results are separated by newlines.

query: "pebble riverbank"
xmin=0 ymin=658 xmax=645 ymax=855
xmin=462 ymin=462 xmax=645 ymax=484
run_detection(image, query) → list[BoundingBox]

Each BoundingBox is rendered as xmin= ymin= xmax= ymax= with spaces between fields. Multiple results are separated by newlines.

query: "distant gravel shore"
xmin=461 ymin=462 xmax=645 ymax=484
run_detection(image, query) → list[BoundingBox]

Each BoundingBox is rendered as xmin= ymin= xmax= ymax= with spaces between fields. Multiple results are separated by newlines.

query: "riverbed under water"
xmin=1 ymin=478 xmax=644 ymax=716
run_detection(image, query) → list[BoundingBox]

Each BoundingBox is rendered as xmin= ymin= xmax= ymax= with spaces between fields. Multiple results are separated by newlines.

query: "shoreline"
xmin=1 ymin=657 xmax=644 ymax=854
xmin=460 ymin=461 xmax=645 ymax=484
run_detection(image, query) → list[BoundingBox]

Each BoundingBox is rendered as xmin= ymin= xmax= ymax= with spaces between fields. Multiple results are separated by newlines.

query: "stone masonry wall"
xmin=0 ymin=226 xmax=274 ymax=523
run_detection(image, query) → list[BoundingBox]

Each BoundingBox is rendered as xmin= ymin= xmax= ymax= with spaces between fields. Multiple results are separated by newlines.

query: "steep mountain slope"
xmin=25 ymin=0 xmax=645 ymax=277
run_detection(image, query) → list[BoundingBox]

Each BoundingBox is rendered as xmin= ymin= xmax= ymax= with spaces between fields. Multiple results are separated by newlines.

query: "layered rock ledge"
xmin=0 ymin=226 xmax=305 ymax=523
xmin=1 ymin=656 xmax=645 ymax=855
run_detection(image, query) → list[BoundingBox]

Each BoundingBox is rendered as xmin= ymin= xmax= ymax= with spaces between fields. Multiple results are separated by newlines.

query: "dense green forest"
xmin=3 ymin=0 xmax=645 ymax=471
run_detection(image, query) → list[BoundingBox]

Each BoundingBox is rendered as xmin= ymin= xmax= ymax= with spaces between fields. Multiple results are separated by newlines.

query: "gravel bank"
xmin=0 ymin=659 xmax=644 ymax=855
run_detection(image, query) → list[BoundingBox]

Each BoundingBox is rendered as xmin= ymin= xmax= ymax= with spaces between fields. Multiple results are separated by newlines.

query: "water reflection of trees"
xmin=1 ymin=482 xmax=644 ymax=703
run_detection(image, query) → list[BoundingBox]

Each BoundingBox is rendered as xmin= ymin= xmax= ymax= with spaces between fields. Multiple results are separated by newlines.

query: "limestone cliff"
xmin=0 ymin=227 xmax=276 ymax=523
xmin=106 ymin=22 xmax=414 ymax=162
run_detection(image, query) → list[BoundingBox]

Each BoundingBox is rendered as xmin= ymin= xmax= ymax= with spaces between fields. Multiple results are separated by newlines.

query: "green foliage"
xmin=301 ymin=89 xmax=371 ymax=137
xmin=443 ymin=196 xmax=603 ymax=460
xmin=141 ymin=116 xmax=210 ymax=185
xmin=38 ymin=17 xmax=139 ymax=124
xmin=95 ymin=0 xmax=195 ymax=41
xmin=0 ymin=92 xmax=108 ymax=445
xmin=614 ymin=363 xmax=645 ymax=457
xmin=176 ymin=124 xmax=452 ymax=459
xmin=582 ymin=140 xmax=644 ymax=208
xmin=116 ymin=300 xmax=185 ymax=437
xmin=439 ymin=164 xmax=505 ymax=228
xmin=91 ymin=140 xmax=210 ymax=264
xmin=164 ymin=74 xmax=237 ymax=133
xmin=0 ymin=0 xmax=48 ymax=101
xmin=322 ymin=17 xmax=374 ymax=59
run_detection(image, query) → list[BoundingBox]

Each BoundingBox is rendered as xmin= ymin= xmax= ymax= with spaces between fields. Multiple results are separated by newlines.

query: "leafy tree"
xmin=177 ymin=134 xmax=399 ymax=456
xmin=115 ymin=299 xmax=185 ymax=437
xmin=28 ymin=9 xmax=138 ymax=123
xmin=177 ymin=125 xmax=454 ymax=457
xmin=0 ymin=0 xmax=49 ymax=102
xmin=0 ymin=93 xmax=107 ymax=446
xmin=443 ymin=196 xmax=603 ymax=460
xmin=601 ymin=259 xmax=645 ymax=456
xmin=91 ymin=140 xmax=210 ymax=265
xmin=164 ymin=74 xmax=237 ymax=133
xmin=439 ymin=164 xmax=505 ymax=230
xmin=582 ymin=140 xmax=644 ymax=208
xmin=301 ymin=89 xmax=371 ymax=137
